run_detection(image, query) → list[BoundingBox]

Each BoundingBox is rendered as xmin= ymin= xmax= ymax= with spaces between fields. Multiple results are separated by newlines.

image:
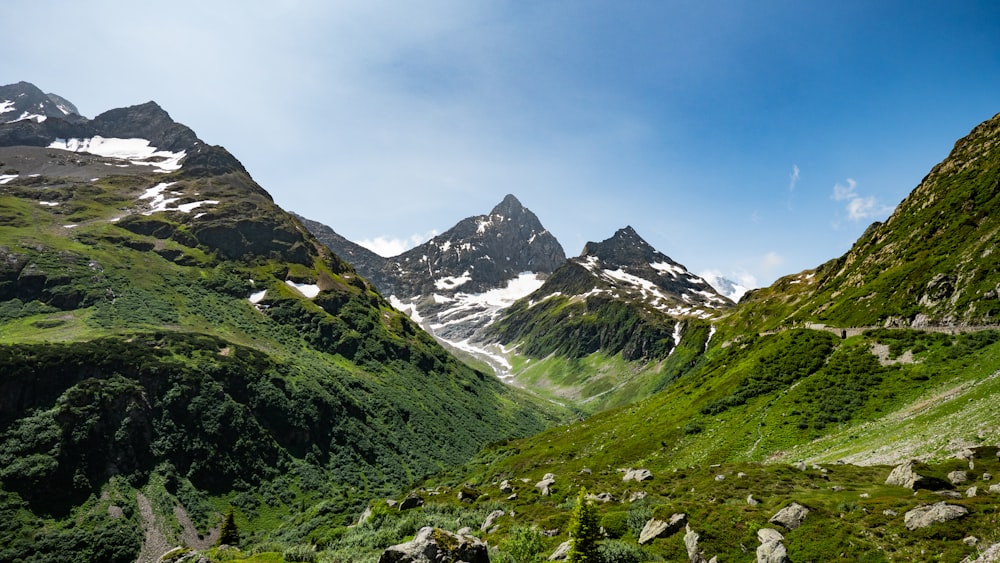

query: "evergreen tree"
xmin=217 ymin=506 xmax=240 ymax=546
xmin=567 ymin=488 xmax=601 ymax=563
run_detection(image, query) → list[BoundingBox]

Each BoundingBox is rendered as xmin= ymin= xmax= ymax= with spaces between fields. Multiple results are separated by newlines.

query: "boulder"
xmin=535 ymin=475 xmax=556 ymax=496
xmin=769 ymin=503 xmax=810 ymax=530
xmin=747 ymin=494 xmax=759 ymax=506
xmin=757 ymin=528 xmax=784 ymax=543
xmin=548 ymin=540 xmax=571 ymax=560
xmin=499 ymin=480 xmax=513 ymax=494
xmin=398 ymin=495 xmax=424 ymax=511
xmin=967 ymin=486 xmax=979 ymax=498
xmin=903 ymin=502 xmax=969 ymax=531
xmin=949 ymin=470 xmax=969 ymax=485
xmin=457 ymin=486 xmax=480 ymax=503
xmin=481 ymin=509 xmax=504 ymax=532
xmin=623 ymin=468 xmax=653 ymax=482
xmin=990 ymin=483 xmax=1000 ymax=495
xmin=378 ymin=527 xmax=489 ymax=563
xmin=885 ymin=461 xmax=925 ymax=489
xmin=638 ymin=513 xmax=687 ymax=544
xmin=756 ymin=540 xmax=789 ymax=563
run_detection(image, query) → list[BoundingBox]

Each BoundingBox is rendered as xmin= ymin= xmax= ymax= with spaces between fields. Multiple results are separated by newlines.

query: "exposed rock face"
xmin=398 ymin=495 xmax=424 ymax=511
xmin=548 ymin=539 xmax=571 ymax=560
xmin=769 ymin=503 xmax=810 ymax=530
xmin=683 ymin=524 xmax=708 ymax=563
xmin=377 ymin=526 xmax=489 ymax=563
xmin=949 ymin=470 xmax=969 ymax=485
xmin=536 ymin=473 xmax=556 ymax=496
xmin=904 ymin=502 xmax=969 ymax=530
xmin=885 ymin=461 xmax=925 ymax=489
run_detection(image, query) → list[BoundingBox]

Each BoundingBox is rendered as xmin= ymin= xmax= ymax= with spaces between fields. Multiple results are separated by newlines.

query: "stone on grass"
xmin=623 ymin=468 xmax=653 ymax=482
xmin=638 ymin=513 xmax=687 ymax=545
xmin=948 ymin=470 xmax=969 ymax=485
xmin=481 ymin=509 xmax=504 ymax=532
xmin=378 ymin=527 xmax=488 ymax=563
xmin=769 ymin=503 xmax=810 ymax=530
xmin=548 ymin=540 xmax=571 ymax=560
xmin=903 ymin=502 xmax=969 ymax=531
xmin=885 ymin=461 xmax=925 ymax=490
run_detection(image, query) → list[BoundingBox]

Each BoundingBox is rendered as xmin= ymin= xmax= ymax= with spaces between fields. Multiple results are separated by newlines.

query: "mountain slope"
xmin=315 ymin=110 xmax=1000 ymax=563
xmin=730 ymin=111 xmax=1000 ymax=335
xmin=0 ymin=83 xmax=564 ymax=562
xmin=300 ymin=194 xmax=567 ymax=374
xmin=485 ymin=226 xmax=732 ymax=409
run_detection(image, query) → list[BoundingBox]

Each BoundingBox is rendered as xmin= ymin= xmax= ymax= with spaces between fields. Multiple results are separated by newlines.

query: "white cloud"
xmin=761 ymin=251 xmax=784 ymax=270
xmin=356 ymin=230 xmax=439 ymax=257
xmin=789 ymin=164 xmax=800 ymax=191
xmin=831 ymin=178 xmax=892 ymax=221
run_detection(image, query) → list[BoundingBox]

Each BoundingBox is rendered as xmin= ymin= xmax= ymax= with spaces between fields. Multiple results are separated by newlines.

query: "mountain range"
xmin=2 ymin=80 xmax=1000 ymax=563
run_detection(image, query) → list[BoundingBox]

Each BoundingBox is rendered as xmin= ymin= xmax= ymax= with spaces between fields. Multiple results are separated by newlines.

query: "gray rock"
xmin=357 ymin=506 xmax=373 ymax=525
xmin=684 ymin=524 xmax=708 ymax=563
xmin=398 ymin=495 xmax=424 ymax=511
xmin=949 ymin=470 xmax=969 ymax=485
xmin=793 ymin=461 xmax=807 ymax=471
xmin=548 ymin=540 xmax=571 ymax=560
xmin=935 ymin=490 xmax=963 ymax=499
xmin=769 ymin=503 xmax=810 ymax=530
xmin=714 ymin=474 xmax=725 ymax=481
xmin=756 ymin=540 xmax=789 ymax=563
xmin=964 ymin=536 xmax=980 ymax=546
xmin=638 ymin=513 xmax=687 ymax=544
xmin=903 ymin=502 xmax=969 ymax=531
xmin=378 ymin=527 xmax=489 ymax=563
xmin=499 ymin=480 xmax=513 ymax=494
xmin=481 ymin=509 xmax=504 ymax=532
xmin=967 ymin=486 xmax=979 ymax=498
xmin=883 ymin=509 xmax=898 ymax=516
xmin=747 ymin=494 xmax=759 ymax=506
xmin=984 ymin=472 xmax=993 ymax=481
xmin=536 ymin=477 xmax=555 ymax=496
xmin=737 ymin=472 xmax=748 ymax=479
xmin=757 ymin=528 xmax=784 ymax=543
xmin=885 ymin=460 xmax=925 ymax=489
xmin=623 ymin=468 xmax=653 ymax=482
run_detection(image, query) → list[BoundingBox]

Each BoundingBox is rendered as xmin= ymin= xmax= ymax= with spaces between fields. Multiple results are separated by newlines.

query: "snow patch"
xmin=390 ymin=295 xmax=424 ymax=324
xmin=285 ymin=280 xmax=320 ymax=299
xmin=0 ymin=100 xmax=14 ymax=114
xmin=0 ymin=174 xmax=18 ymax=185
xmin=434 ymin=271 xmax=472 ymax=290
xmin=651 ymin=261 xmax=685 ymax=277
xmin=138 ymin=182 xmax=219 ymax=215
xmin=38 ymin=201 xmax=60 ymax=207
xmin=49 ymin=136 xmax=185 ymax=172
xmin=248 ymin=290 xmax=267 ymax=304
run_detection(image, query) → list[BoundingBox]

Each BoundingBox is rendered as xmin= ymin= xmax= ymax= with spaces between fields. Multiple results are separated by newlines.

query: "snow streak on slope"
xmin=49 ymin=137 xmax=185 ymax=172
xmin=391 ymin=272 xmax=545 ymax=376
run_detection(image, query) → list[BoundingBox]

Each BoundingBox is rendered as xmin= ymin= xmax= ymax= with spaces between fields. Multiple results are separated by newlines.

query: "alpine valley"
xmin=2 ymin=81 xmax=1000 ymax=563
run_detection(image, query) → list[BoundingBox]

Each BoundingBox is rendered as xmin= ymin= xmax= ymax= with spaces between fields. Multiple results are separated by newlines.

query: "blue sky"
xmin=3 ymin=1 xmax=999 ymax=288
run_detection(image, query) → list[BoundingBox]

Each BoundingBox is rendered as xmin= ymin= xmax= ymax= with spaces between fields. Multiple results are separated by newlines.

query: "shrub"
xmin=567 ymin=488 xmax=601 ymax=563
xmin=283 ymin=544 xmax=318 ymax=562
xmin=497 ymin=526 xmax=545 ymax=562
xmin=599 ymin=511 xmax=629 ymax=539
xmin=598 ymin=539 xmax=645 ymax=563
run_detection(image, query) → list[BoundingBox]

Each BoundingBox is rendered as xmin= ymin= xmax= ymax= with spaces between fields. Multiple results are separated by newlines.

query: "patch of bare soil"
xmin=174 ymin=504 xmax=220 ymax=550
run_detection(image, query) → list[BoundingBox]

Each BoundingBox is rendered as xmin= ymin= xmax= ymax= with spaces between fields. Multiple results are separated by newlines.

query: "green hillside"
xmin=0 ymin=142 xmax=565 ymax=561
xmin=296 ymin=113 xmax=1000 ymax=562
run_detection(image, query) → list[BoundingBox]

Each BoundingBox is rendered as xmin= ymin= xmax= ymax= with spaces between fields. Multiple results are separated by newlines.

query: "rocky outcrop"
xmin=377 ymin=527 xmax=489 ymax=563
xmin=904 ymin=502 xmax=969 ymax=530
xmin=535 ymin=473 xmax=556 ymax=496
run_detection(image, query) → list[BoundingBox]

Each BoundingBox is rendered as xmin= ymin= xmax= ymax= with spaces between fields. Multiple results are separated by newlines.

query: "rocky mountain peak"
xmin=0 ymin=81 xmax=84 ymax=124
xmin=489 ymin=193 xmax=527 ymax=217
